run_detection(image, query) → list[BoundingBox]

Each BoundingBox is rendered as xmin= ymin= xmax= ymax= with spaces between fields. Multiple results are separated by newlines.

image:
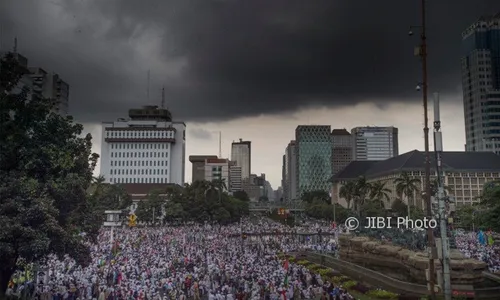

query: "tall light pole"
xmin=410 ymin=0 xmax=436 ymax=297
xmin=433 ymin=93 xmax=452 ymax=300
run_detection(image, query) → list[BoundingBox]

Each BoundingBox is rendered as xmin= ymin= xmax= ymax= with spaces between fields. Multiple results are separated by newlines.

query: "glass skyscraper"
xmin=461 ymin=14 xmax=500 ymax=152
xmin=295 ymin=125 xmax=332 ymax=197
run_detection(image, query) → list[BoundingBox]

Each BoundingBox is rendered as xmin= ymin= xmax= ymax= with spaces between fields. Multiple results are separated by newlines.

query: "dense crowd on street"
xmin=454 ymin=230 xmax=500 ymax=273
xmin=6 ymin=217 xmax=352 ymax=300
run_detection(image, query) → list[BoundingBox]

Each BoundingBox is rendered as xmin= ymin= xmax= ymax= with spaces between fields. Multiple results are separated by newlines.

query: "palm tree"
xmin=394 ymin=172 xmax=421 ymax=216
xmin=88 ymin=175 xmax=107 ymax=196
xmin=353 ymin=176 xmax=371 ymax=213
xmin=339 ymin=181 xmax=356 ymax=209
xmin=369 ymin=181 xmax=392 ymax=208
xmin=212 ymin=178 xmax=227 ymax=191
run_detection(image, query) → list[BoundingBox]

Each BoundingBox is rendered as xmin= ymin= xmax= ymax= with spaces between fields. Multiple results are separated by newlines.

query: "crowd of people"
xmin=454 ymin=230 xmax=500 ymax=273
xmin=7 ymin=217 xmax=352 ymax=300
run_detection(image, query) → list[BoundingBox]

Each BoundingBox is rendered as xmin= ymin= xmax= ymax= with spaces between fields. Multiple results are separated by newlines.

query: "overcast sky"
xmin=2 ymin=0 xmax=499 ymax=188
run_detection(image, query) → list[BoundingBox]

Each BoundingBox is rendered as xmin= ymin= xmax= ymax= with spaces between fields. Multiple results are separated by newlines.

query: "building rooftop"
xmin=189 ymin=155 xmax=218 ymax=163
xmin=128 ymin=106 xmax=172 ymax=121
xmin=332 ymin=150 xmax=500 ymax=181
xmin=331 ymin=129 xmax=351 ymax=136
xmin=330 ymin=160 xmax=381 ymax=182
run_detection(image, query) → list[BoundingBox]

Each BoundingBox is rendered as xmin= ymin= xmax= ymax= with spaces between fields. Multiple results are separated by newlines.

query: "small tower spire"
xmin=13 ymin=37 xmax=17 ymax=53
xmin=161 ymin=86 xmax=165 ymax=109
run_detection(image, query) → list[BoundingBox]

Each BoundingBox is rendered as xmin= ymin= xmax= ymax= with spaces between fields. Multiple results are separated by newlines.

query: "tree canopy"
xmin=454 ymin=181 xmax=500 ymax=231
xmin=0 ymin=53 xmax=101 ymax=295
xmin=133 ymin=180 xmax=249 ymax=225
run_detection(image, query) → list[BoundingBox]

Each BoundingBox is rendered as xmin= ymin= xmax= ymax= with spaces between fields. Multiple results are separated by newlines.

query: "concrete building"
xmin=204 ymin=158 xmax=230 ymax=191
xmin=7 ymin=52 xmax=69 ymax=115
xmin=296 ymin=126 xmax=332 ymax=197
xmin=351 ymin=126 xmax=398 ymax=161
xmin=461 ymin=14 xmax=500 ymax=152
xmin=274 ymin=187 xmax=283 ymax=202
xmin=229 ymin=164 xmax=243 ymax=192
xmin=231 ymin=139 xmax=251 ymax=179
xmin=100 ymin=105 xmax=186 ymax=187
xmin=29 ymin=67 xmax=69 ymax=115
xmin=330 ymin=150 xmax=500 ymax=209
xmin=243 ymin=173 xmax=266 ymax=202
xmin=331 ymin=129 xmax=354 ymax=176
xmin=189 ymin=155 xmax=218 ymax=182
xmin=283 ymin=140 xmax=298 ymax=201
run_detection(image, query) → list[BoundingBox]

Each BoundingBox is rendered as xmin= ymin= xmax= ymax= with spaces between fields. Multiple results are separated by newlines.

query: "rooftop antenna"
xmin=161 ymin=86 xmax=165 ymax=109
xmin=0 ymin=25 xmax=3 ymax=52
xmin=13 ymin=37 xmax=17 ymax=53
xmin=147 ymin=70 xmax=150 ymax=102
xmin=219 ymin=131 xmax=222 ymax=158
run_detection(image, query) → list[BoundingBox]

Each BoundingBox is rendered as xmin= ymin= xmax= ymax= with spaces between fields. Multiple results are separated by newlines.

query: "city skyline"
xmin=85 ymin=101 xmax=466 ymax=189
xmin=1 ymin=0 xmax=499 ymax=188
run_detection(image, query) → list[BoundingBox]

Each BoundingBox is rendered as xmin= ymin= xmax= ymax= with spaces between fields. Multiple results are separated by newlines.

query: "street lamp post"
xmin=410 ymin=0 xmax=436 ymax=297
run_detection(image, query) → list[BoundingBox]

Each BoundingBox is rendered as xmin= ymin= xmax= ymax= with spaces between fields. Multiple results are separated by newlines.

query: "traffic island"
xmin=338 ymin=235 xmax=487 ymax=285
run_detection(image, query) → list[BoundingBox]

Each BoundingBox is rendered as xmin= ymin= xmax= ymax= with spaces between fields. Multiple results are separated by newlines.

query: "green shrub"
xmin=343 ymin=280 xmax=357 ymax=289
xmin=288 ymin=257 xmax=296 ymax=263
xmin=297 ymin=260 xmax=309 ymax=265
xmin=365 ymin=289 xmax=398 ymax=299
xmin=332 ymin=275 xmax=351 ymax=283
xmin=317 ymin=269 xmax=332 ymax=277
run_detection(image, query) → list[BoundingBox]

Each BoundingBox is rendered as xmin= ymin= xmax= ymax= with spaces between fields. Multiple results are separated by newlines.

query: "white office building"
xmin=231 ymin=139 xmax=251 ymax=179
xmin=351 ymin=126 xmax=399 ymax=161
xmin=100 ymin=106 xmax=186 ymax=186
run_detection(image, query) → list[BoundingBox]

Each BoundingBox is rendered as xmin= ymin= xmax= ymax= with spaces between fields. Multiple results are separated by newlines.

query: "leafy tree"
xmin=394 ymin=172 xmax=421 ymax=214
xmin=304 ymin=200 xmax=352 ymax=223
xmin=0 ymin=53 xmax=98 ymax=295
xmin=391 ymin=199 xmax=408 ymax=216
xmin=360 ymin=200 xmax=386 ymax=218
xmin=134 ymin=189 xmax=165 ymax=224
xmin=301 ymin=190 xmax=330 ymax=204
xmin=475 ymin=181 xmax=500 ymax=231
xmin=454 ymin=205 xmax=475 ymax=230
xmin=233 ymin=190 xmax=250 ymax=202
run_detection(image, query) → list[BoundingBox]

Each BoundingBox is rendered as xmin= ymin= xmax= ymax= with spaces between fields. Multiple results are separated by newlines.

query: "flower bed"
xmin=289 ymin=256 xmax=399 ymax=300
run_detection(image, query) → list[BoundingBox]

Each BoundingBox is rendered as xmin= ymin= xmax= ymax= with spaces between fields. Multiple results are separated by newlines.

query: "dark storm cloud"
xmin=1 ymin=0 xmax=499 ymax=123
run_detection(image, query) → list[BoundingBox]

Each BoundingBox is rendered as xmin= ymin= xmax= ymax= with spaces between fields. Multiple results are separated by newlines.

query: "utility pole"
xmin=433 ymin=93 xmax=452 ymax=300
xmin=410 ymin=0 xmax=436 ymax=297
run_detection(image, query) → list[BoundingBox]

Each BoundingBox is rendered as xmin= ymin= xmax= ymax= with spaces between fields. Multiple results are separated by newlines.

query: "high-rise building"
xmin=331 ymin=129 xmax=353 ymax=176
xmin=295 ymin=126 xmax=332 ymax=197
xmin=29 ymin=67 xmax=69 ymax=115
xmin=281 ymin=154 xmax=287 ymax=200
xmin=189 ymin=155 xmax=218 ymax=182
xmin=6 ymin=52 xmax=69 ymax=115
xmin=461 ymin=14 xmax=500 ymax=152
xmin=283 ymin=140 xmax=298 ymax=201
xmin=100 ymin=105 xmax=186 ymax=186
xmin=204 ymin=158 xmax=230 ymax=191
xmin=351 ymin=126 xmax=398 ymax=161
xmin=231 ymin=139 xmax=251 ymax=179
xmin=229 ymin=164 xmax=242 ymax=192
